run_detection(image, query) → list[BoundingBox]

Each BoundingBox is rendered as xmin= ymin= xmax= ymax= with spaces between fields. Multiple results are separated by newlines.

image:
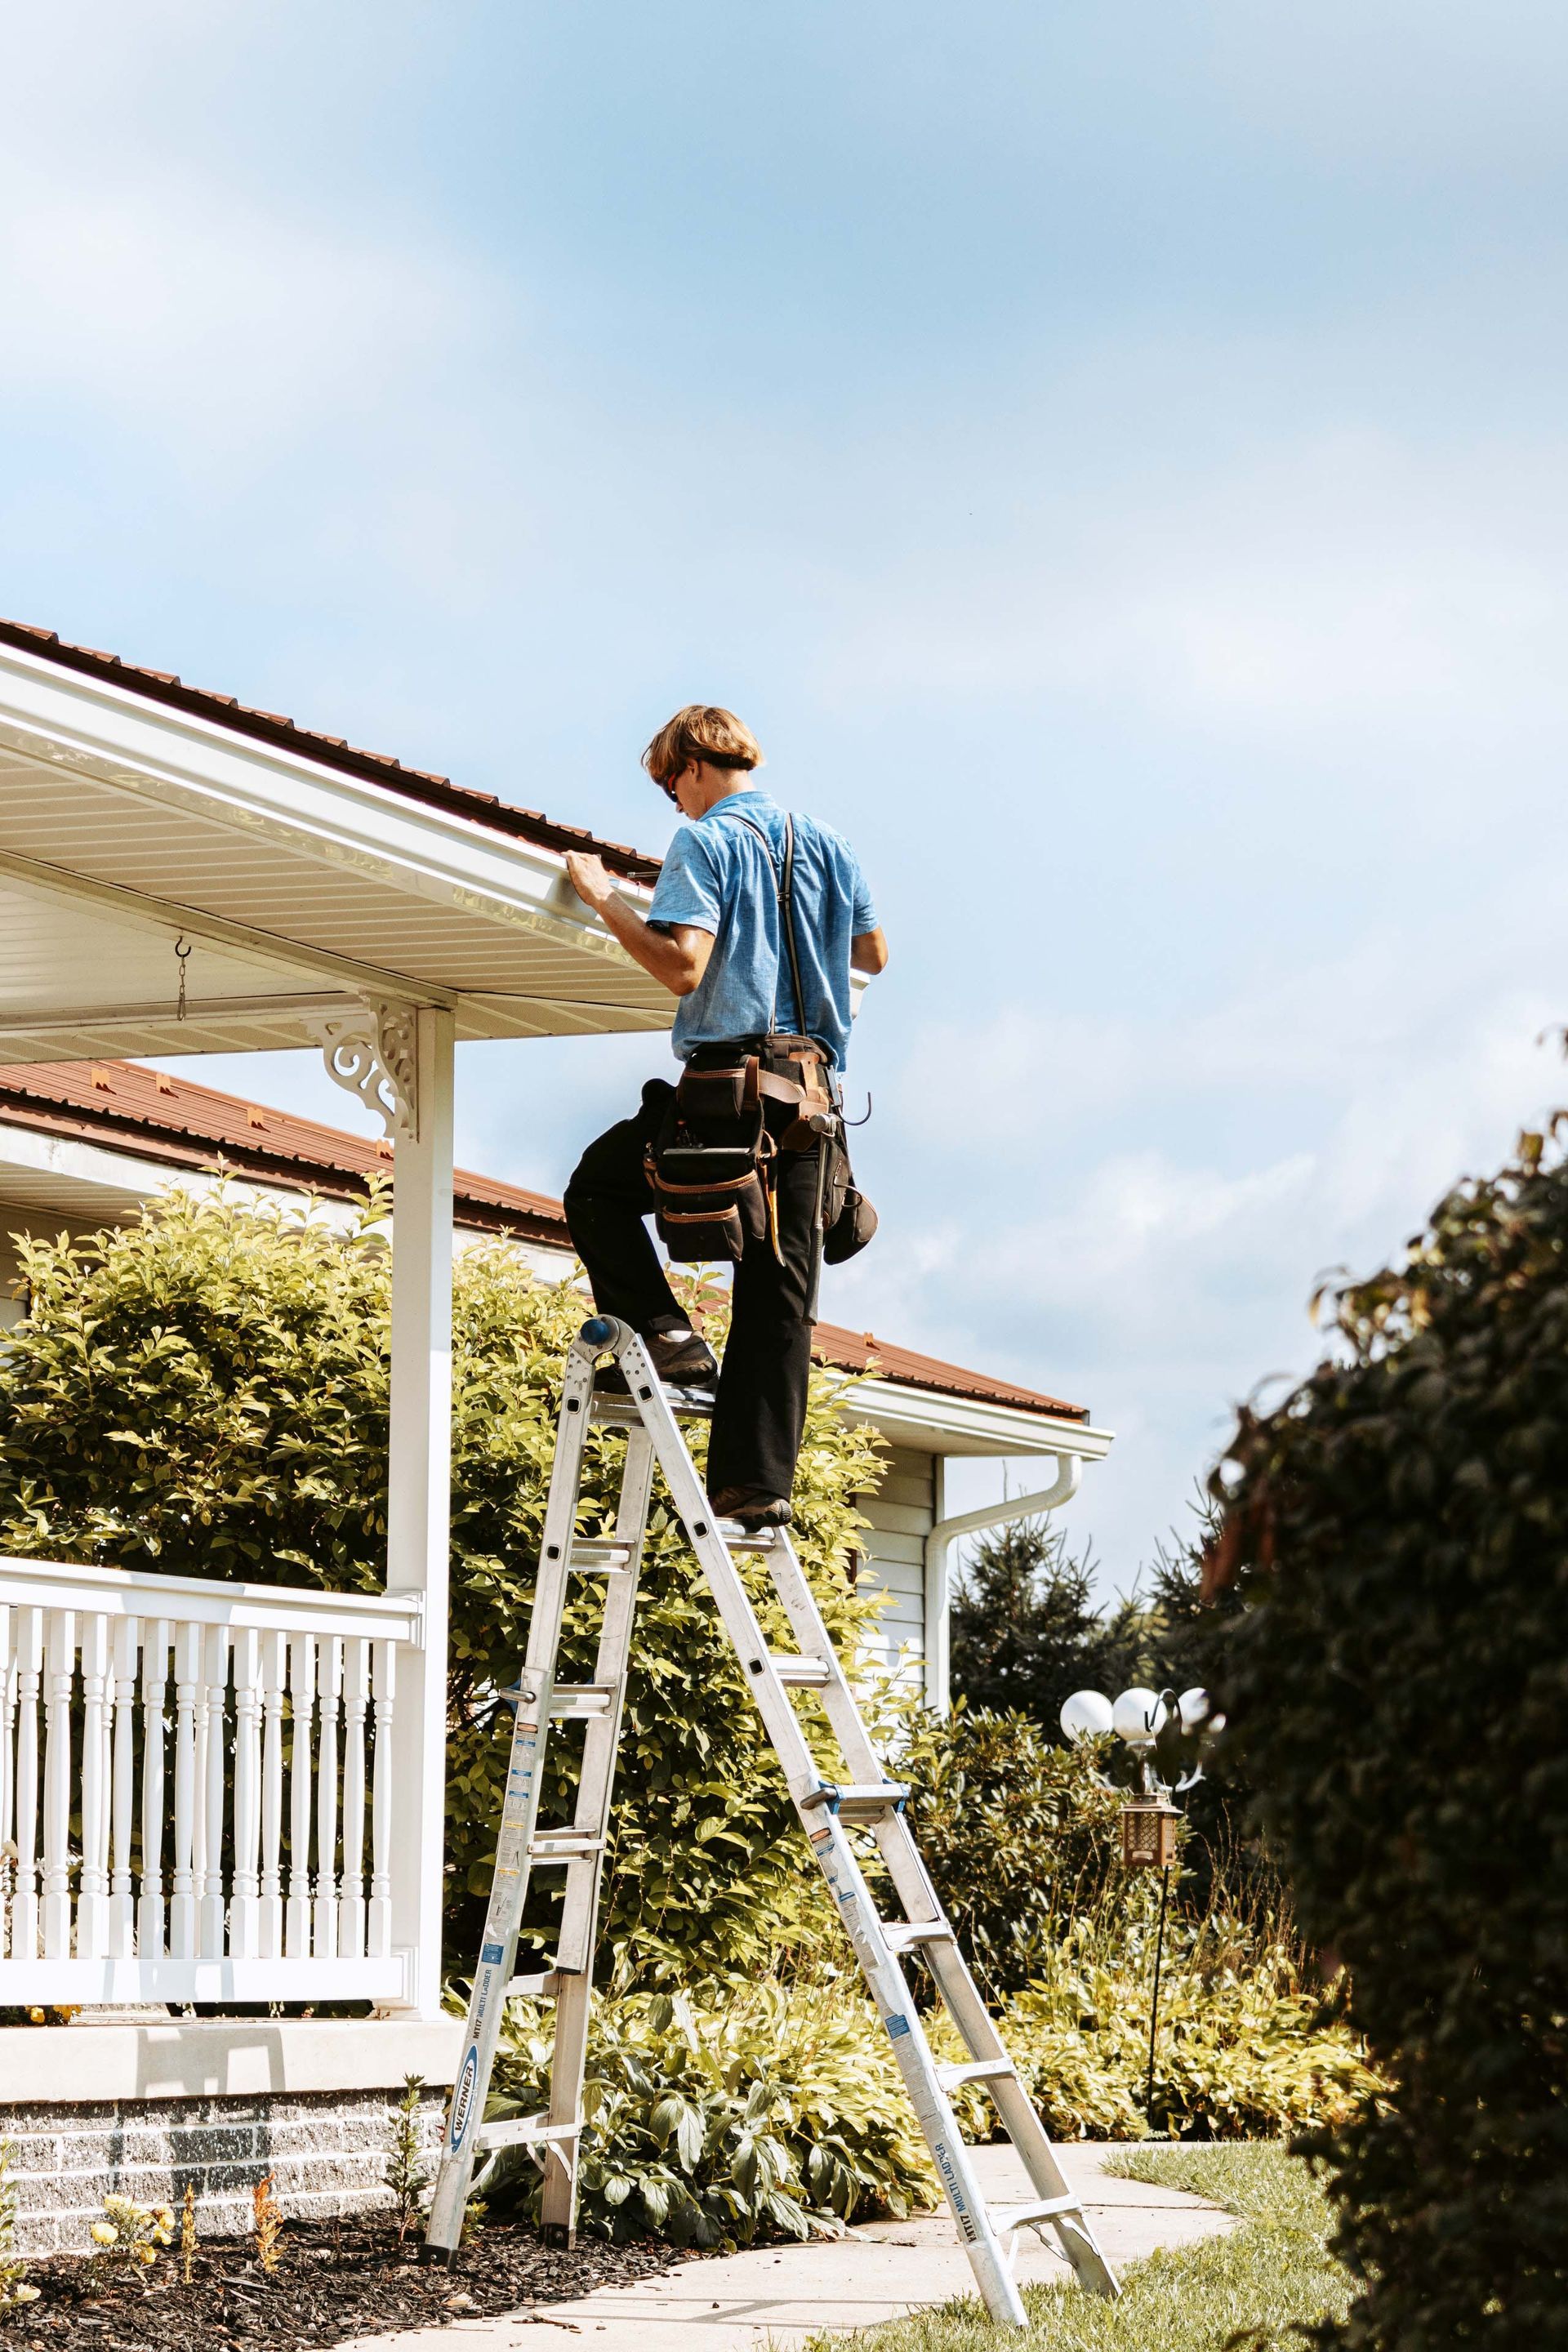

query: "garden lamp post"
xmin=1058 ymin=1684 xmax=1224 ymax=2125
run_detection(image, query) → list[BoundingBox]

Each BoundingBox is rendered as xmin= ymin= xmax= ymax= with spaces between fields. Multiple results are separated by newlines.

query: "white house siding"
xmin=855 ymin=1443 xmax=937 ymax=1685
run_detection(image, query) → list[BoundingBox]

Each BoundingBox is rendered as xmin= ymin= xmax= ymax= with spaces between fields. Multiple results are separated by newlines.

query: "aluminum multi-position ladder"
xmin=424 ymin=1315 xmax=1118 ymax=2328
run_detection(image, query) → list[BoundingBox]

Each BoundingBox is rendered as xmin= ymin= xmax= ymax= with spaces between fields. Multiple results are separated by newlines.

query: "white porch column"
xmin=385 ymin=1008 xmax=455 ymax=2016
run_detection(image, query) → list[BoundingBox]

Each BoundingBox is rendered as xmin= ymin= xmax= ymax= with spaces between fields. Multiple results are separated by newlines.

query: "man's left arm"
xmin=564 ymin=852 xmax=715 ymax=999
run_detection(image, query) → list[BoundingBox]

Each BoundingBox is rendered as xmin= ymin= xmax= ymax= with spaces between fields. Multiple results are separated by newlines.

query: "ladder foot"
xmin=417 ymin=2242 xmax=458 ymax=2268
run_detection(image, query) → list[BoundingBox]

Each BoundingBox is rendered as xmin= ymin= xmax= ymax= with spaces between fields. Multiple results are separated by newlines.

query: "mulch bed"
xmin=9 ymin=2217 xmax=679 ymax=2350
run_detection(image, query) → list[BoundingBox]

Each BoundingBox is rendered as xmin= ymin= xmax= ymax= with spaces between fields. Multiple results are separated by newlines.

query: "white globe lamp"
xmin=1059 ymin=1690 xmax=1114 ymax=1744
xmin=1111 ymin=1687 xmax=1167 ymax=1747
xmin=1176 ymin=1687 xmax=1212 ymax=1731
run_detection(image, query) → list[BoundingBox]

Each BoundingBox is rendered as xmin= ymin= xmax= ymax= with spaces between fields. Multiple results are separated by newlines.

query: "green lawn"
xmin=800 ymin=2144 xmax=1352 ymax=2351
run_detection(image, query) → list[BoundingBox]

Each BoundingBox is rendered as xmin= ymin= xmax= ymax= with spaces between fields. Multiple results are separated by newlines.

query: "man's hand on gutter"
xmin=564 ymin=851 xmax=714 ymax=1000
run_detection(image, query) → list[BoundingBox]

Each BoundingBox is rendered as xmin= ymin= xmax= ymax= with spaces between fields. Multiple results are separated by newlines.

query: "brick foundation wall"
xmin=0 ymin=2087 xmax=448 ymax=2255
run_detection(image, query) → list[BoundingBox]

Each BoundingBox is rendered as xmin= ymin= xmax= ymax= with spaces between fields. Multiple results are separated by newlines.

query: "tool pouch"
xmin=645 ymin=1097 xmax=773 ymax=1263
xmin=822 ymin=1132 xmax=878 ymax=1264
xmin=674 ymin=1058 xmax=758 ymax=1129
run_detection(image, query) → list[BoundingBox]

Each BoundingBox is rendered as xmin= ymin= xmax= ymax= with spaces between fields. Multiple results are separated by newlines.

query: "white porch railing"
xmin=0 ymin=1557 xmax=423 ymax=2006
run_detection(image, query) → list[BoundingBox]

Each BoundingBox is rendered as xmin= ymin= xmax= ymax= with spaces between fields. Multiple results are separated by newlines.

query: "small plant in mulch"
xmin=3 ymin=2211 xmax=678 ymax=2349
xmin=87 ymin=2196 xmax=176 ymax=2277
xmin=251 ymin=2178 xmax=284 ymax=2278
xmin=0 ymin=2141 xmax=41 ymax=2317
xmin=383 ymin=2074 xmax=434 ymax=2244
xmin=179 ymin=2185 xmax=196 ymax=2287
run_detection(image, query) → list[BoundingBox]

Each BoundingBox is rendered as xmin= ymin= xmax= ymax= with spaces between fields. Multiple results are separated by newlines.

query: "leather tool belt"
xmin=644 ymin=1035 xmax=835 ymax=1264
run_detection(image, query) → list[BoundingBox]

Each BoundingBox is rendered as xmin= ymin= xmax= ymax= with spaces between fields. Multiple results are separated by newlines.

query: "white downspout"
xmin=922 ymin=1454 xmax=1082 ymax=1714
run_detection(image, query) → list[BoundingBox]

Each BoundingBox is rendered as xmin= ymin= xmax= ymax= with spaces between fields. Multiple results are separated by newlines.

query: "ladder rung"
xmin=936 ymin=2058 xmax=1016 ymax=2091
xmin=475 ymin=2113 xmax=581 ymax=2152
xmin=528 ymin=1834 xmax=605 ymax=1861
xmin=800 ymin=1782 xmax=908 ymax=1821
xmin=882 ymin=1919 xmax=956 ymax=1953
xmin=505 ymin=1971 xmax=570 ymax=2000
xmin=591 ymin=1388 xmax=713 ymax=1422
xmin=549 ymin=1682 xmax=617 ymax=1717
xmin=568 ymin=1541 xmax=634 ymax=1571
xmin=996 ymin=2195 xmax=1085 ymax=2232
xmin=720 ymin=1526 xmax=786 ymax=1552
xmin=768 ymin=1654 xmax=833 ymax=1688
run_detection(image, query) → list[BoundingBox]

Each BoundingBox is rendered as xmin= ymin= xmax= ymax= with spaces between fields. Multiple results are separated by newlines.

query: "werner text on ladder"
xmin=561 ymin=702 xmax=889 ymax=1530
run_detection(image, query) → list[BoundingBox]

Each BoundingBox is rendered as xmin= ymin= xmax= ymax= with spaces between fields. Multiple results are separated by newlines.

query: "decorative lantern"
xmin=1120 ymin=1797 xmax=1179 ymax=1870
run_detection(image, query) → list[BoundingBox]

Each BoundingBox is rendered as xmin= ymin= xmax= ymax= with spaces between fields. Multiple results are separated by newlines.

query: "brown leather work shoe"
xmin=707 ymin=1486 xmax=794 ymax=1531
xmin=597 ymin=1327 xmax=718 ymax=1393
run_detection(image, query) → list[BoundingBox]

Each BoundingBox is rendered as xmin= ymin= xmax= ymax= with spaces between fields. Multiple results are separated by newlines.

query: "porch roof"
xmin=0 ymin=1056 xmax=1096 ymax=1436
xmin=0 ymin=619 xmax=673 ymax=1062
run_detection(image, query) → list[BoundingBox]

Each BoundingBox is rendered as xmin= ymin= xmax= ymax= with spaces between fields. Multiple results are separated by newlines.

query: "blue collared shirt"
xmin=647 ymin=790 xmax=878 ymax=1072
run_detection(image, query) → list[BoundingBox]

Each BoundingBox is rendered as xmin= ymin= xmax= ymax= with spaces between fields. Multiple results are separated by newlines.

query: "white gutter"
xmin=921 ymin=1454 xmax=1082 ymax=1714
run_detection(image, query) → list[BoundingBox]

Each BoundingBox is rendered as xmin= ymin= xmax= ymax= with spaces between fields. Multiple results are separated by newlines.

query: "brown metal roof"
xmin=0 ymin=619 xmax=662 ymax=886
xmin=0 ymin=1059 xmax=1088 ymax=1425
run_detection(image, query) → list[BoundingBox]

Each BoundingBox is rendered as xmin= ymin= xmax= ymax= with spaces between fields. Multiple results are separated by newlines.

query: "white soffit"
xmin=0 ymin=641 xmax=675 ymax=1058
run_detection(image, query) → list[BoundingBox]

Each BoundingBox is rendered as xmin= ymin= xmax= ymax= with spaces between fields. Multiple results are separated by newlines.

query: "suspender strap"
xmin=733 ymin=810 xmax=812 ymax=1051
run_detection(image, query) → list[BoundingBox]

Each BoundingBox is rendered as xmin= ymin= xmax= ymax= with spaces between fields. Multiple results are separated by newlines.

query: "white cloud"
xmin=826 ymin=895 xmax=1566 ymax=1584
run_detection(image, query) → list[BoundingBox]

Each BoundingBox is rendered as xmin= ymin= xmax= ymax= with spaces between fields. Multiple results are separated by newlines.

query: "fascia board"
xmin=0 ymin=1121 xmax=201 ymax=1203
xmin=0 ymin=643 xmax=666 ymax=994
xmin=844 ymin=1374 xmax=1114 ymax=1461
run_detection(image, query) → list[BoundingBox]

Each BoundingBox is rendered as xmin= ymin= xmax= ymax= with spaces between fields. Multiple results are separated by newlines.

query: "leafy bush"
xmin=893 ymin=1704 xmax=1131 ymax=2001
xmin=1210 ymin=1123 xmax=1568 ymax=2346
xmin=0 ymin=1189 xmax=885 ymax=1975
xmin=964 ymin=1913 xmax=1379 ymax=2145
xmin=483 ymin=1913 xmax=1376 ymax=2246
xmin=486 ymin=1976 xmax=936 ymax=2244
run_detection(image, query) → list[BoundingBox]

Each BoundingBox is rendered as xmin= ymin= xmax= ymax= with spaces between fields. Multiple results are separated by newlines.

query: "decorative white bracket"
xmin=309 ymin=1001 xmax=420 ymax=1143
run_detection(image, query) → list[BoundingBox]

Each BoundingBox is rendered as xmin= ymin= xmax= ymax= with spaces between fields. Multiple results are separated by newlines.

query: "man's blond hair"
xmin=642 ymin=705 xmax=764 ymax=787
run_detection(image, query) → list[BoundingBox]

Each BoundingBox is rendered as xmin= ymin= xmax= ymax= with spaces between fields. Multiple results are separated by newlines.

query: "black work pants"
xmin=563 ymin=1078 xmax=823 ymax=1501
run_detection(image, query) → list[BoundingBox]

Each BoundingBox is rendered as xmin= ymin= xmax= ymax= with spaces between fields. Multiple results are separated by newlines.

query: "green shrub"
xmin=482 ymin=1922 xmax=1374 ymax=2246
xmin=961 ymin=1913 xmax=1379 ymax=2145
xmin=0 ymin=1189 xmax=885 ymax=1975
xmin=485 ymin=1976 xmax=937 ymax=2244
xmin=893 ymin=1703 xmax=1131 ymax=2001
xmin=1211 ymin=1123 xmax=1568 ymax=2346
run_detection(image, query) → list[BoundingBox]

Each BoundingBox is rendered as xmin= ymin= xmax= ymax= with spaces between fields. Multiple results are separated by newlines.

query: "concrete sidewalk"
xmin=345 ymin=2145 xmax=1232 ymax=2351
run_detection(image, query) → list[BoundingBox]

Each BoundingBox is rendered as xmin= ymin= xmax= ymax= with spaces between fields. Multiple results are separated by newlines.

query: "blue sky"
xmin=4 ymin=3 xmax=1566 ymax=1588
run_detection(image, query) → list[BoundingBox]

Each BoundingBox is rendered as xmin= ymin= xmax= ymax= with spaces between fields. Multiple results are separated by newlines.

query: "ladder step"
xmin=800 ymin=1782 xmax=909 ymax=1822
xmin=568 ymin=1541 xmax=634 ymax=1571
xmin=527 ymin=1834 xmax=605 ymax=1861
xmin=475 ymin=2113 xmax=581 ymax=2152
xmin=936 ymin=2058 xmax=1017 ymax=2091
xmin=720 ymin=1526 xmax=786 ymax=1552
xmin=592 ymin=1387 xmax=713 ymax=1423
xmin=882 ymin=1919 xmax=956 ymax=1953
xmin=549 ymin=1682 xmax=617 ymax=1717
xmin=505 ymin=1971 xmax=569 ymax=2000
xmin=769 ymin=1654 xmax=833 ymax=1688
xmin=995 ymin=2195 xmax=1085 ymax=2233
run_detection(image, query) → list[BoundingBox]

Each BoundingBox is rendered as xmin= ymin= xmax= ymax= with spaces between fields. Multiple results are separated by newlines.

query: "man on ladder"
xmin=561 ymin=703 xmax=888 ymax=1530
xmin=424 ymin=709 xmax=1119 ymax=2328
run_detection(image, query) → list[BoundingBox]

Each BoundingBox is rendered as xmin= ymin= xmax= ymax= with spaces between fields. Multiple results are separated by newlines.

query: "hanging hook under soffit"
xmin=173 ymin=935 xmax=193 ymax=1022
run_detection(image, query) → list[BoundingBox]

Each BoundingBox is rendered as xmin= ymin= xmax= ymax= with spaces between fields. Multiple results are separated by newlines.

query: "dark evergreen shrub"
xmin=1210 ymin=1128 xmax=1568 ymax=2347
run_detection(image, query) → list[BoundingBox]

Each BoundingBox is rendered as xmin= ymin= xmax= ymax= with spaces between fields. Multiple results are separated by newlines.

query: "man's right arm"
xmin=564 ymin=852 xmax=715 ymax=998
xmin=852 ymin=927 xmax=889 ymax=974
